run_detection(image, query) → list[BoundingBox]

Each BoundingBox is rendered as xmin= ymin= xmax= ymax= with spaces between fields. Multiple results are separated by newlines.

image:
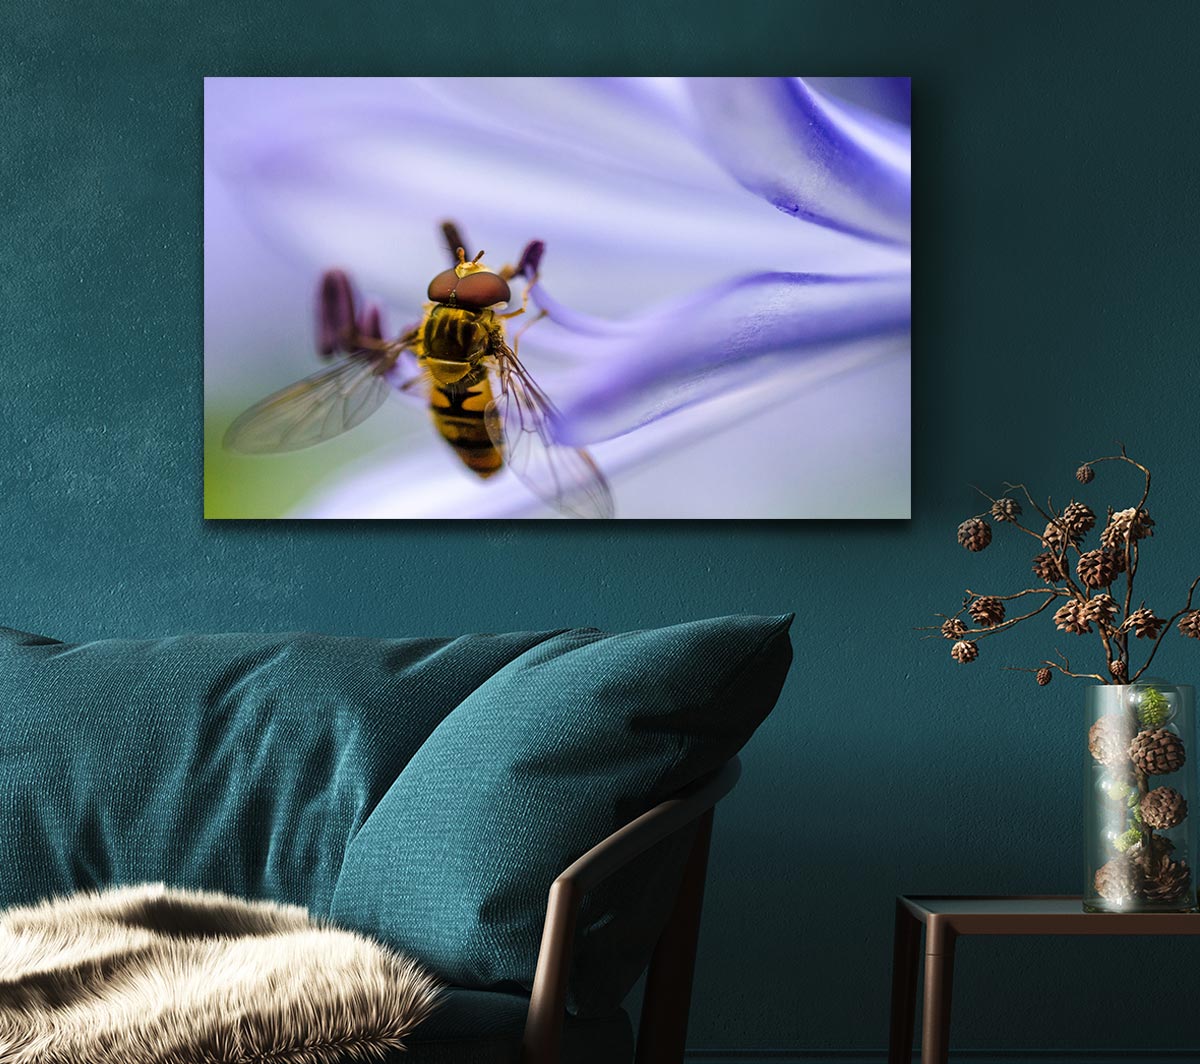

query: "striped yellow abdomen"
xmin=429 ymin=376 xmax=503 ymax=478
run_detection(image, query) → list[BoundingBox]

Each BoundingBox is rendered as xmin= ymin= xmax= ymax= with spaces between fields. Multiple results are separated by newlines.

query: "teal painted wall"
xmin=4 ymin=0 xmax=1200 ymax=1053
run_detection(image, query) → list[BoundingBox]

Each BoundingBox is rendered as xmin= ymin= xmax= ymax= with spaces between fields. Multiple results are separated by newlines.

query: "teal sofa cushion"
xmin=328 ymin=614 xmax=793 ymax=1015
xmin=0 ymin=626 xmax=559 ymax=914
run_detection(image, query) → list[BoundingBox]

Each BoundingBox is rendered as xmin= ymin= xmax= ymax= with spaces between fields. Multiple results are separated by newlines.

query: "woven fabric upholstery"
xmin=0 ymin=614 xmax=792 ymax=1018
xmin=0 ymin=626 xmax=557 ymax=913
xmin=329 ymin=614 xmax=793 ymax=1014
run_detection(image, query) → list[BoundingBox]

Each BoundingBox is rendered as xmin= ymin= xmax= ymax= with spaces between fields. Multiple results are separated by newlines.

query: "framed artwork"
xmin=204 ymin=77 xmax=910 ymax=519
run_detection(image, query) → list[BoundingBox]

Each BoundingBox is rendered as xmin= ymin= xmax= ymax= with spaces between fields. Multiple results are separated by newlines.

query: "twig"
xmin=1131 ymin=575 xmax=1200 ymax=682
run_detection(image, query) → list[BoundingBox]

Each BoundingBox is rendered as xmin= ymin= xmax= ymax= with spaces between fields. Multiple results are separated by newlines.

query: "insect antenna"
xmin=441 ymin=220 xmax=470 ymax=263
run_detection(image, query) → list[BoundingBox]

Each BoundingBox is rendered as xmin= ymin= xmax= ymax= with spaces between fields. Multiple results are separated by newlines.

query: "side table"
xmin=889 ymin=894 xmax=1200 ymax=1064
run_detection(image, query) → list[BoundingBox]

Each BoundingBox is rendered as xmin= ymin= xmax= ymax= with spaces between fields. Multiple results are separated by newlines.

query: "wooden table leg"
xmin=921 ymin=920 xmax=956 ymax=1064
xmin=887 ymin=900 xmax=921 ymax=1064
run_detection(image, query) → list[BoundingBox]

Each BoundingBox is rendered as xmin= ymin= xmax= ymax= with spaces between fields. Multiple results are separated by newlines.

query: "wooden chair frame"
xmin=519 ymin=757 xmax=742 ymax=1064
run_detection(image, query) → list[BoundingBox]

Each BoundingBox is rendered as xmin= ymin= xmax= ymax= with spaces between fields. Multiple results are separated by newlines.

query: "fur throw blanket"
xmin=0 ymin=884 xmax=441 ymax=1064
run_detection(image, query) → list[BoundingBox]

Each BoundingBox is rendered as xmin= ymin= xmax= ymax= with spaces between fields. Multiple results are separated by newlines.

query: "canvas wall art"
xmin=204 ymin=77 xmax=911 ymax=519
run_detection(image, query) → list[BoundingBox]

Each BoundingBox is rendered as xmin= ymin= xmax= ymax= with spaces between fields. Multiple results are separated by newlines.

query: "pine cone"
xmin=1077 ymin=549 xmax=1123 ymax=589
xmin=1178 ymin=611 xmax=1200 ymax=640
xmin=1141 ymin=787 xmax=1188 ymax=830
xmin=1094 ymin=856 xmax=1139 ymax=901
xmin=1124 ymin=607 xmax=1164 ymax=640
xmin=1076 ymin=464 xmax=1095 ymax=484
xmin=1042 ymin=521 xmax=1074 ymax=551
xmin=1139 ymin=853 xmax=1191 ymax=904
xmin=1127 ymin=835 xmax=1175 ymax=870
xmin=1036 ymin=667 xmax=1052 ymax=686
xmin=1110 ymin=659 xmax=1128 ymax=680
xmin=991 ymin=497 xmax=1022 ymax=523
xmin=969 ymin=596 xmax=1006 ymax=627
xmin=951 ymin=640 xmax=978 ymax=664
xmin=1129 ymin=728 xmax=1187 ymax=775
xmin=1062 ymin=500 xmax=1096 ymax=537
xmin=958 ymin=518 xmax=992 ymax=552
xmin=1054 ymin=600 xmax=1092 ymax=635
xmin=1032 ymin=552 xmax=1063 ymax=583
xmin=1088 ymin=713 xmax=1135 ymax=765
xmin=940 ymin=617 xmax=968 ymax=640
xmin=1083 ymin=594 xmax=1118 ymax=624
xmin=1101 ymin=507 xmax=1155 ymax=549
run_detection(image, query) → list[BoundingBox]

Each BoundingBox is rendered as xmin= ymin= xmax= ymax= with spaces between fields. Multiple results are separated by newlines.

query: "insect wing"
xmin=485 ymin=349 xmax=614 ymax=519
xmin=223 ymin=357 xmax=398 ymax=454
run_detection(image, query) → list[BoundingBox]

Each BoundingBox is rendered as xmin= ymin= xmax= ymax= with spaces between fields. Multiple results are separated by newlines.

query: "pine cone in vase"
xmin=1139 ymin=853 xmax=1191 ymax=904
xmin=1124 ymin=607 xmax=1165 ymax=640
xmin=1141 ymin=787 xmax=1188 ymax=830
xmin=940 ymin=617 xmax=968 ymax=639
xmin=1062 ymin=500 xmax=1096 ymax=537
xmin=957 ymin=518 xmax=992 ymax=552
xmin=1032 ymin=552 xmax=1063 ymax=583
xmin=1178 ymin=611 xmax=1200 ymax=640
xmin=1127 ymin=835 xmax=1175 ymax=869
xmin=991 ymin=497 xmax=1022 ymax=523
xmin=969 ymin=596 xmax=1006 ymax=627
xmin=1036 ymin=667 xmax=1052 ymax=686
xmin=1077 ymin=549 xmax=1123 ymax=589
xmin=951 ymin=640 xmax=978 ymax=663
xmin=1083 ymin=594 xmax=1118 ymax=624
xmin=1109 ymin=659 xmax=1128 ymax=680
xmin=1094 ymin=856 xmax=1139 ymax=901
xmin=1076 ymin=463 xmax=1095 ymax=484
xmin=1088 ymin=713 xmax=1135 ymax=765
xmin=1054 ymin=600 xmax=1092 ymax=635
xmin=1129 ymin=728 xmax=1187 ymax=775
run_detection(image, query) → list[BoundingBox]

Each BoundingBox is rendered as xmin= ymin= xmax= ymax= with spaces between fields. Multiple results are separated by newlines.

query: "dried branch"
xmin=1131 ymin=575 xmax=1200 ymax=682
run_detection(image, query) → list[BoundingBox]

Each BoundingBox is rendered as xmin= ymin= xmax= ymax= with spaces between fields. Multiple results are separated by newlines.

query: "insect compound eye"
xmin=453 ymin=271 xmax=511 ymax=309
xmin=427 ymin=268 xmax=461 ymax=304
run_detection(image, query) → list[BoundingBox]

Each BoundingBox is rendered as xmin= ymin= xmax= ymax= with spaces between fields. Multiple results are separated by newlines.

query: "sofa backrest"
xmin=0 ymin=615 xmax=793 ymax=1014
xmin=0 ymin=626 xmax=554 ymax=915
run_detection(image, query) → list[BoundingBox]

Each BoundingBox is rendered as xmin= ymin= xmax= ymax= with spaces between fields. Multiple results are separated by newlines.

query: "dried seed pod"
xmin=1062 ymin=500 xmax=1096 ymax=537
xmin=991 ymin=497 xmax=1022 ymax=523
xmin=1093 ymin=856 xmax=1139 ymax=901
xmin=1125 ymin=607 xmax=1165 ymax=640
xmin=1178 ymin=611 xmax=1200 ymax=640
xmin=957 ymin=518 xmax=992 ymax=552
xmin=969 ymin=596 xmax=1006 ymax=627
xmin=940 ymin=617 xmax=968 ymax=640
xmin=1088 ymin=713 xmax=1134 ymax=766
xmin=1129 ymin=728 xmax=1187 ymax=775
xmin=1054 ymin=601 xmax=1092 ymax=635
xmin=1036 ymin=668 xmax=1052 ymax=686
xmin=1141 ymin=787 xmax=1188 ymax=830
xmin=1032 ymin=552 xmax=1063 ymax=583
xmin=1077 ymin=549 xmax=1123 ymax=589
xmin=1076 ymin=464 xmax=1095 ymax=484
xmin=951 ymin=640 xmax=978 ymax=663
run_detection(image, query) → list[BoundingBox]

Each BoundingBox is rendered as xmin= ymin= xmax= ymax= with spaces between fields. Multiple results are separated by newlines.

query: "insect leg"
xmin=499 ymin=239 xmax=545 ymax=282
xmin=509 ymin=310 xmax=548 ymax=354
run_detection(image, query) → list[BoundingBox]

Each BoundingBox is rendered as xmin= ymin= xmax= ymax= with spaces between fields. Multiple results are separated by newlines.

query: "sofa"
xmin=0 ymin=614 xmax=793 ymax=1063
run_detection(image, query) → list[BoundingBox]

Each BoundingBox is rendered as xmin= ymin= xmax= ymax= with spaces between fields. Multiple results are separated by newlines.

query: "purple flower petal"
xmin=527 ymin=270 xmax=910 ymax=445
xmin=291 ymin=336 xmax=908 ymax=519
xmin=688 ymin=78 xmax=911 ymax=245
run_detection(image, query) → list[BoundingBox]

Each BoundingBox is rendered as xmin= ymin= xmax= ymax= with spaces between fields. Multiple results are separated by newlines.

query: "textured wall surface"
xmin=3 ymin=0 xmax=1200 ymax=1054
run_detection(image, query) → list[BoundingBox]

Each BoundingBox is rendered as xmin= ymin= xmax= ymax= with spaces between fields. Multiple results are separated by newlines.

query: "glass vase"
xmin=1085 ymin=681 xmax=1197 ymax=912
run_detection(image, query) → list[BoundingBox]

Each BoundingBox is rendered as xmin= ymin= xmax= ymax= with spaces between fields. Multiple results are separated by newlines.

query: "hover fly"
xmin=223 ymin=222 xmax=614 ymax=519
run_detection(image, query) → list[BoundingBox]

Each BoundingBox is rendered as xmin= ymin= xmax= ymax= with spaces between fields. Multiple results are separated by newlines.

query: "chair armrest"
xmin=520 ymin=757 xmax=742 ymax=1064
